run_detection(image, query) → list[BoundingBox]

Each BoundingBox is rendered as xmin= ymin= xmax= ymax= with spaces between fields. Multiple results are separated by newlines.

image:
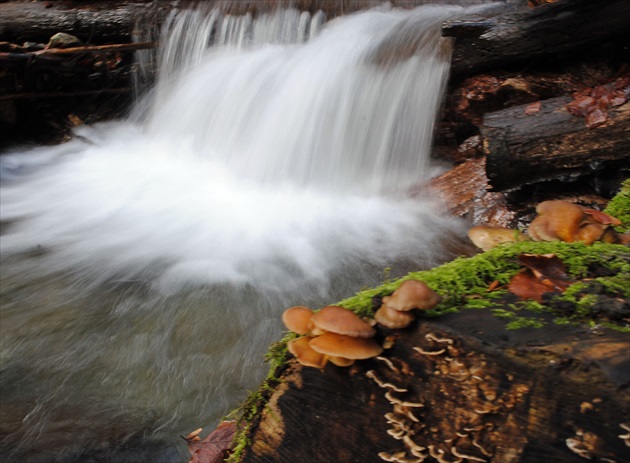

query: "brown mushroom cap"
xmin=574 ymin=222 xmax=608 ymax=245
xmin=309 ymin=332 xmax=383 ymax=359
xmin=282 ymin=306 xmax=314 ymax=335
xmin=374 ymin=304 xmax=415 ymax=329
xmin=528 ymin=200 xmax=586 ymax=243
xmin=287 ymin=336 xmax=327 ymax=369
xmin=310 ymin=305 xmax=376 ymax=338
xmin=386 ymin=280 xmax=441 ymax=312
xmin=467 ymin=225 xmax=528 ymax=251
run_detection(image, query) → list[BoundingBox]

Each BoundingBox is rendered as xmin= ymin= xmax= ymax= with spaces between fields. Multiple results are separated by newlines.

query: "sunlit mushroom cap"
xmin=467 ymin=225 xmax=527 ymax=251
xmin=287 ymin=336 xmax=327 ymax=369
xmin=386 ymin=280 xmax=441 ymax=311
xmin=282 ymin=306 xmax=314 ymax=335
xmin=309 ymin=332 xmax=383 ymax=360
xmin=374 ymin=304 xmax=415 ymax=329
xmin=310 ymin=305 xmax=376 ymax=338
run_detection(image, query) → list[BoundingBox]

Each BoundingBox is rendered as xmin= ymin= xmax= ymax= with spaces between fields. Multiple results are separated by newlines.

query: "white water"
xmin=0 ymin=5 xmax=473 ymax=462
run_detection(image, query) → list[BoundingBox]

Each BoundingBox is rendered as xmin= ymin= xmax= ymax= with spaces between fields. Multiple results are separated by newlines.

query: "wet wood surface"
xmin=239 ymin=309 xmax=629 ymax=463
xmin=481 ymin=97 xmax=630 ymax=192
xmin=445 ymin=0 xmax=630 ymax=80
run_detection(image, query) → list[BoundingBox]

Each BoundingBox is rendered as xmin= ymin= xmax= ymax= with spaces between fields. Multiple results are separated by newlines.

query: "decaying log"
xmin=427 ymin=157 xmax=515 ymax=227
xmin=481 ymin=97 xmax=630 ymax=192
xmin=237 ymin=309 xmax=629 ymax=463
xmin=0 ymin=0 xmax=471 ymax=45
xmin=0 ymin=1 xmax=167 ymax=44
xmin=444 ymin=0 xmax=630 ymax=80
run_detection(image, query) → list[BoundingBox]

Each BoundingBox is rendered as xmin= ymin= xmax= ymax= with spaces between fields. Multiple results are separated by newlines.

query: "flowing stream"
xmin=0 ymin=4 xmax=487 ymax=462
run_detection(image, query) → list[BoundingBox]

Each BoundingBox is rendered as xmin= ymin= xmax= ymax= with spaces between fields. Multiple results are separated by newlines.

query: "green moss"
xmin=338 ymin=241 xmax=628 ymax=318
xmin=505 ymin=317 xmax=546 ymax=330
xmin=604 ymin=178 xmax=630 ymax=232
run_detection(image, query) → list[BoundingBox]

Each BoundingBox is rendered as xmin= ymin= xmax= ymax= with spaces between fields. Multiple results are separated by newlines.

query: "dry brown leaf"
xmin=524 ymin=101 xmax=541 ymax=115
xmin=509 ymin=254 xmax=574 ymax=301
xmin=188 ymin=421 xmax=236 ymax=463
xmin=581 ymin=208 xmax=622 ymax=226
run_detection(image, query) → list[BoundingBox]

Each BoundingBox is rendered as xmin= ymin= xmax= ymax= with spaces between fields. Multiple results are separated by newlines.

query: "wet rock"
xmin=46 ymin=32 xmax=82 ymax=49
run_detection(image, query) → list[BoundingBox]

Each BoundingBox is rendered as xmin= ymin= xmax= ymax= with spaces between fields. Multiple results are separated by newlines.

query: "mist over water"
xmin=1 ymin=4 xmax=473 ymax=462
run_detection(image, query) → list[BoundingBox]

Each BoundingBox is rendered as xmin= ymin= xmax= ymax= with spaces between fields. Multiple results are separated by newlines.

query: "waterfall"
xmin=0 ymin=4 xmax=479 ymax=463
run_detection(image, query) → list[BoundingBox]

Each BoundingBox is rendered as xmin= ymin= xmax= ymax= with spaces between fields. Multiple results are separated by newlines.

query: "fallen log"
xmin=0 ymin=0 xmax=463 ymax=45
xmin=427 ymin=156 xmax=516 ymax=227
xmin=235 ymin=309 xmax=629 ymax=463
xmin=0 ymin=1 xmax=166 ymax=44
xmin=0 ymin=88 xmax=131 ymax=102
xmin=482 ymin=97 xmax=630 ymax=192
xmin=444 ymin=0 xmax=630 ymax=80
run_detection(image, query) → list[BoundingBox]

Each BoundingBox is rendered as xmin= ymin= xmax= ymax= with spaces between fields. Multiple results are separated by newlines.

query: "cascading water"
xmin=0 ymin=4 xmax=480 ymax=462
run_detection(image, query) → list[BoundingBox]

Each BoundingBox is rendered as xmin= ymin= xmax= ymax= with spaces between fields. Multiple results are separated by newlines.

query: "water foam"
xmin=1 ymin=5 xmax=464 ymax=293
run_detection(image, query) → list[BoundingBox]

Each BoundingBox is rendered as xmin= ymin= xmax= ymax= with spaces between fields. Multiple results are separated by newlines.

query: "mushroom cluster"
xmin=375 ymin=280 xmax=442 ymax=330
xmin=528 ymin=200 xmax=624 ymax=244
xmin=282 ymin=305 xmax=383 ymax=369
xmin=468 ymin=199 xmax=628 ymax=252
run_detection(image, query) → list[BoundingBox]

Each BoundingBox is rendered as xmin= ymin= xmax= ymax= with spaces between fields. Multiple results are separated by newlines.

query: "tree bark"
xmin=237 ymin=309 xmax=629 ymax=463
xmin=481 ymin=97 xmax=630 ymax=192
xmin=444 ymin=0 xmax=630 ymax=81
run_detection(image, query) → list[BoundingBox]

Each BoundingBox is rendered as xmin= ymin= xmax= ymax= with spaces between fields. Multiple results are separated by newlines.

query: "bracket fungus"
xmin=375 ymin=280 xmax=441 ymax=330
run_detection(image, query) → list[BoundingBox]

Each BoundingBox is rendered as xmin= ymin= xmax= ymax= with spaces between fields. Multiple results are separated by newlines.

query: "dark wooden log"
xmin=481 ymin=97 xmax=630 ymax=192
xmin=237 ymin=309 xmax=629 ymax=463
xmin=0 ymin=0 xmax=483 ymax=45
xmin=444 ymin=0 xmax=630 ymax=80
xmin=0 ymin=1 xmax=167 ymax=44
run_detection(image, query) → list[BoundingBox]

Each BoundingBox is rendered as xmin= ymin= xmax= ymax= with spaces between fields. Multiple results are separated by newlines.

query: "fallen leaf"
xmin=566 ymin=95 xmax=595 ymax=116
xmin=585 ymin=106 xmax=607 ymax=128
xmin=188 ymin=421 xmax=236 ymax=463
xmin=487 ymin=280 xmax=501 ymax=292
xmin=509 ymin=254 xmax=574 ymax=301
xmin=524 ymin=101 xmax=541 ymax=115
xmin=581 ymin=208 xmax=622 ymax=226
xmin=508 ymin=269 xmax=559 ymax=302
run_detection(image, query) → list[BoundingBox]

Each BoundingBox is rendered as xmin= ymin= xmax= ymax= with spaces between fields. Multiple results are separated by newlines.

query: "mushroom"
xmin=574 ymin=221 xmax=609 ymax=245
xmin=328 ymin=355 xmax=355 ymax=367
xmin=467 ymin=226 xmax=528 ymax=251
xmin=282 ymin=306 xmax=314 ymax=335
xmin=375 ymin=304 xmax=416 ymax=329
xmin=528 ymin=200 xmax=587 ymax=242
xmin=309 ymin=332 xmax=383 ymax=360
xmin=287 ymin=336 xmax=327 ymax=369
xmin=310 ymin=305 xmax=376 ymax=338
xmin=386 ymin=280 xmax=441 ymax=312
xmin=375 ymin=280 xmax=441 ymax=330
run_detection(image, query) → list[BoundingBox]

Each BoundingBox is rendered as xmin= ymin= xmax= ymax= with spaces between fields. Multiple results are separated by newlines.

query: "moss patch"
xmin=604 ymin=178 xmax=630 ymax=232
xmin=338 ymin=241 xmax=628 ymax=327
